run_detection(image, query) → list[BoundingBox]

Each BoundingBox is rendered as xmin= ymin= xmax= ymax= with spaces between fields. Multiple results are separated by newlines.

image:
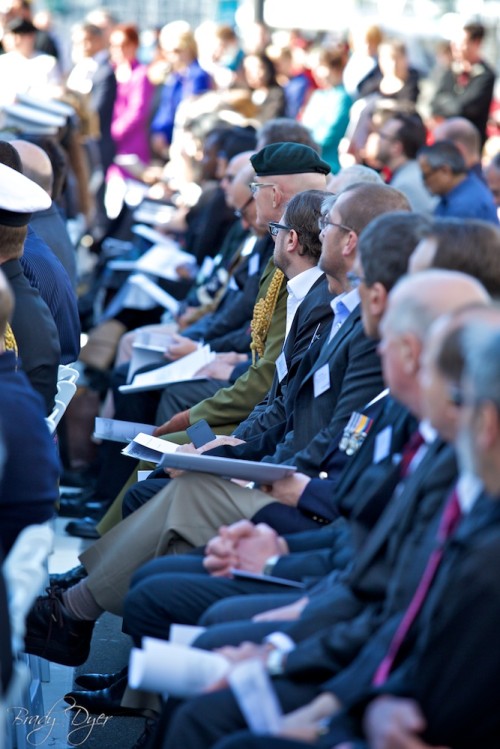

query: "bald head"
xmin=327 ymin=164 xmax=383 ymax=193
xmin=385 ymin=270 xmax=490 ymax=341
xmin=433 ymin=117 xmax=481 ymax=167
xmin=11 ymin=140 xmax=53 ymax=197
xmin=0 ymin=266 xmax=14 ymax=345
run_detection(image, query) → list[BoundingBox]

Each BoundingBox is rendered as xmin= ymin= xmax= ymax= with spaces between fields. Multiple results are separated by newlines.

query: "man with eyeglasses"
xmin=417 ymin=140 xmax=498 ymax=225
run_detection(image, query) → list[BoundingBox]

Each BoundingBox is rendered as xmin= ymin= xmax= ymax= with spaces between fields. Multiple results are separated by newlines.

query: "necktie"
xmin=372 ymin=487 xmax=462 ymax=686
xmin=399 ymin=429 xmax=425 ymax=478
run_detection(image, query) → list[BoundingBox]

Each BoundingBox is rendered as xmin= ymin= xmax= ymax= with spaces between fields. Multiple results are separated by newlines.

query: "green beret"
xmin=251 ymin=142 xmax=331 ymax=177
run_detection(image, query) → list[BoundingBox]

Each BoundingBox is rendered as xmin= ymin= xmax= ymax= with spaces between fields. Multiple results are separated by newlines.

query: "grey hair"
xmin=418 ymin=141 xmax=466 ymax=175
xmin=330 ymin=164 xmax=383 ymax=190
xmin=384 ymin=295 xmax=440 ymax=341
xmin=463 ymin=325 xmax=500 ymax=409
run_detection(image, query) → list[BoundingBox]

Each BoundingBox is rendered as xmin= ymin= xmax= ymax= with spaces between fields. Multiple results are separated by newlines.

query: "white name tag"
xmin=373 ymin=425 xmax=392 ymax=464
xmin=276 ymin=352 xmax=288 ymax=383
xmin=313 ymin=363 xmax=330 ymax=397
xmin=248 ymin=253 xmax=260 ymax=276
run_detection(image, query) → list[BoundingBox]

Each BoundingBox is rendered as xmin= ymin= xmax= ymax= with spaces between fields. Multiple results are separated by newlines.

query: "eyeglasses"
xmin=234 ymin=195 xmax=254 ymax=219
xmin=318 ymin=216 xmax=353 ymax=233
xmin=268 ymin=221 xmax=291 ymax=237
xmin=249 ymin=182 xmax=275 ymax=196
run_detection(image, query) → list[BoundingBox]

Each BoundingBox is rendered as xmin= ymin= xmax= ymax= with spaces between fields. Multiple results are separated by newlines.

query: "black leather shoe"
xmin=24 ymin=587 xmax=94 ymax=667
xmin=64 ymin=676 xmax=146 ymax=717
xmin=75 ymin=665 xmax=128 ymax=690
xmin=65 ymin=519 xmax=100 ymax=539
xmin=49 ymin=565 xmax=87 ymax=591
xmin=58 ymin=496 xmax=109 ymax=519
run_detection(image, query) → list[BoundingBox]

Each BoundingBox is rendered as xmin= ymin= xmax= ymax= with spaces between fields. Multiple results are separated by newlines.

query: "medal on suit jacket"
xmin=340 ymin=411 xmax=374 ymax=455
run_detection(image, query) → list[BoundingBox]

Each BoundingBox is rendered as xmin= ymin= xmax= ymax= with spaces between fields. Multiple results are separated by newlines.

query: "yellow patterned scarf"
xmin=250 ymin=268 xmax=285 ymax=364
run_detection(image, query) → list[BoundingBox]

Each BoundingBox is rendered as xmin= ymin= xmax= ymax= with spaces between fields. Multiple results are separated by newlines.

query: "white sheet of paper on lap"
xmin=169 ymin=624 xmax=206 ymax=647
xmin=127 ymin=343 xmax=167 ymax=383
xmin=121 ymin=433 xmax=179 ymax=463
xmin=119 ymin=344 xmax=214 ymax=393
xmin=128 ymin=638 xmax=229 ymax=698
xmin=229 ymin=659 xmax=283 ymax=734
xmin=128 ymin=274 xmax=180 ymax=314
xmin=93 ymin=418 xmax=155 ymax=443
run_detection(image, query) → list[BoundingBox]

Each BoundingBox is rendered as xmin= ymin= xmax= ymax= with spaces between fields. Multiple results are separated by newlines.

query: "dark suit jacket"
xmin=218 ymin=305 xmax=383 ymax=475
xmin=280 ymin=441 xmax=458 ymax=673
xmin=252 ymin=396 xmax=417 ymax=540
xmin=431 ymin=59 xmax=495 ymax=143
xmin=0 ymin=351 xmax=59 ymax=554
xmin=2 ymin=258 xmax=60 ymax=413
xmin=340 ymin=493 xmax=500 ymax=749
xmin=235 ymin=273 xmax=333 ymax=438
xmin=183 ymin=235 xmax=274 ymax=353
xmin=22 ymin=225 xmax=80 ymax=364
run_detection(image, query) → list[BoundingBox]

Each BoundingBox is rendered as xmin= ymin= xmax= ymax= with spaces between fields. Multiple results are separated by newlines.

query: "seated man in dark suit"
xmin=214 ymin=306 xmax=500 ymax=749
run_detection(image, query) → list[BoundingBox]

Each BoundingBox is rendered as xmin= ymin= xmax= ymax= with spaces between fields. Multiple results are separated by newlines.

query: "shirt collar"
xmin=456 ymin=472 xmax=483 ymax=515
xmin=286 ymin=266 xmax=324 ymax=301
xmin=329 ymin=287 xmax=360 ymax=318
xmin=419 ymin=419 xmax=438 ymax=445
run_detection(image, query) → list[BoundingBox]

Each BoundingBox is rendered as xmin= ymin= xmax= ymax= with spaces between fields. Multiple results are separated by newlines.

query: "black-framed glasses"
xmin=234 ymin=195 xmax=254 ymax=219
xmin=318 ymin=215 xmax=353 ymax=233
xmin=268 ymin=221 xmax=292 ymax=237
xmin=249 ymin=181 xmax=275 ymax=196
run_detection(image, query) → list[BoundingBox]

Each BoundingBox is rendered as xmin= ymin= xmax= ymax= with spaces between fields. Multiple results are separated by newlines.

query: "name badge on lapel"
xmin=313 ymin=364 xmax=330 ymax=397
xmin=248 ymin=253 xmax=260 ymax=276
xmin=339 ymin=411 xmax=374 ymax=455
xmin=276 ymin=352 xmax=288 ymax=383
xmin=373 ymin=425 xmax=393 ymax=464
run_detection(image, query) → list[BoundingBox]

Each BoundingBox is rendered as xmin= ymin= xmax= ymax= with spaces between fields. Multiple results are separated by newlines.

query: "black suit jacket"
xmin=280 ymin=441 xmax=458 ymax=674
xmin=235 ymin=274 xmax=333 ymax=439
xmin=340 ymin=493 xmax=500 ymax=749
xmin=219 ymin=305 xmax=384 ymax=476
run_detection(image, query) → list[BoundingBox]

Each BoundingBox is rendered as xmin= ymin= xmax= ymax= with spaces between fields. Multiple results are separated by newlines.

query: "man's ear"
xmin=342 ymin=231 xmax=358 ymax=260
xmin=272 ymin=184 xmax=283 ymax=209
xmin=400 ymin=333 xmax=421 ymax=376
xmin=287 ymin=228 xmax=300 ymax=254
xmin=367 ymin=282 xmax=388 ymax=321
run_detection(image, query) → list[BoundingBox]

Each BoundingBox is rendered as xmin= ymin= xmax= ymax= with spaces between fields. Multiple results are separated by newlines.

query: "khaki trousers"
xmin=81 ymin=472 xmax=273 ymax=616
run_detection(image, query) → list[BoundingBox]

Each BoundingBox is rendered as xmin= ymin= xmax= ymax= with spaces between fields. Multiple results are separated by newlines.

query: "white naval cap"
xmin=0 ymin=162 xmax=51 ymax=226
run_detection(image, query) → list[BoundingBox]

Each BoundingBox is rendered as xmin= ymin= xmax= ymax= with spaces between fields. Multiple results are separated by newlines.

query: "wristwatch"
xmin=266 ymin=647 xmax=286 ymax=676
xmin=262 ymin=555 xmax=280 ymax=576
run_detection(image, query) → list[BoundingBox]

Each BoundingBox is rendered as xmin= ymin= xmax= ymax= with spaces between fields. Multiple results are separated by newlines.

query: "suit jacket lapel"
xmin=352 ymin=439 xmax=446 ymax=578
xmin=306 ymin=304 xmax=361 ymax=381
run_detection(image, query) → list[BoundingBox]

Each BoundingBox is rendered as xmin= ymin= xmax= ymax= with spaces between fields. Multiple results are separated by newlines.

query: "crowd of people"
xmin=0 ymin=2 xmax=500 ymax=749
